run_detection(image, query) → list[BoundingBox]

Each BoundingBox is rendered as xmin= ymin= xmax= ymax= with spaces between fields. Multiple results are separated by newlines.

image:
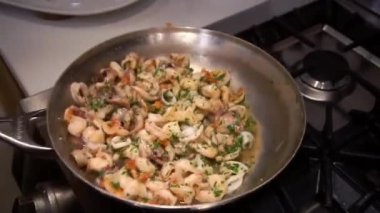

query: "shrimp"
xmin=64 ymin=52 xmax=258 ymax=205
xmin=135 ymin=157 xmax=156 ymax=175
xmin=146 ymin=180 xmax=168 ymax=192
xmin=87 ymin=151 xmax=112 ymax=172
xmin=192 ymin=143 xmax=218 ymax=159
xmin=145 ymin=121 xmax=169 ymax=141
xmin=153 ymin=189 xmax=177 ymax=205
xmin=170 ymin=185 xmax=195 ymax=204
xmin=82 ymin=126 xmax=105 ymax=144
xmin=200 ymin=84 xmax=220 ymax=99
xmin=67 ymin=116 xmax=87 ymax=137
xmin=195 ymin=174 xmax=226 ymax=203
xmin=71 ymin=149 xmax=92 ymax=167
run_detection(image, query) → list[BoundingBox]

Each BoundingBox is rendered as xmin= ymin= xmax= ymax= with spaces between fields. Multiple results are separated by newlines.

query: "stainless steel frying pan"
xmin=0 ymin=27 xmax=306 ymax=211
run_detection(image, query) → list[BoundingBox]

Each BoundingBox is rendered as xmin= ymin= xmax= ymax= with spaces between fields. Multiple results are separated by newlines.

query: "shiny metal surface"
xmin=1 ymin=27 xmax=306 ymax=210
xmin=300 ymin=73 xmax=351 ymax=90
xmin=299 ymin=73 xmax=354 ymax=102
xmin=296 ymin=77 xmax=355 ymax=102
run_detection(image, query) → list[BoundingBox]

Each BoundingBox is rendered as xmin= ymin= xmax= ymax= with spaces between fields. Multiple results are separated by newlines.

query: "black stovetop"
xmin=11 ymin=1 xmax=380 ymax=213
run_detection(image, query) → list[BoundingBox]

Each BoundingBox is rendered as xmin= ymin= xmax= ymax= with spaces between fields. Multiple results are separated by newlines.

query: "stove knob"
xmin=12 ymin=182 xmax=81 ymax=213
xmin=12 ymin=196 xmax=36 ymax=213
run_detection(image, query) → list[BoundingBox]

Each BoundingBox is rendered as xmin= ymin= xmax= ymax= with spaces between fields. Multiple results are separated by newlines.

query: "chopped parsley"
xmin=88 ymin=97 xmax=106 ymax=111
xmin=178 ymin=89 xmax=190 ymax=100
xmin=225 ymin=136 xmax=243 ymax=154
xmin=154 ymin=68 xmax=164 ymax=77
xmin=152 ymin=141 xmax=161 ymax=149
xmin=170 ymin=183 xmax=180 ymax=188
xmin=142 ymin=197 xmax=149 ymax=202
xmin=111 ymin=181 xmax=121 ymax=189
xmin=212 ymin=187 xmax=223 ymax=197
xmin=227 ymin=124 xmax=236 ymax=134
xmin=163 ymin=91 xmax=174 ymax=102
xmin=225 ymin=163 xmax=239 ymax=175
xmin=170 ymin=134 xmax=179 ymax=143
xmin=215 ymin=73 xmax=225 ymax=81
xmin=245 ymin=117 xmax=256 ymax=131
xmin=97 ymin=170 xmax=105 ymax=177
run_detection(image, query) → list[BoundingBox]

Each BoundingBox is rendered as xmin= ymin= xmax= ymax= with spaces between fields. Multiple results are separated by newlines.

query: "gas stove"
xmin=11 ymin=1 xmax=380 ymax=213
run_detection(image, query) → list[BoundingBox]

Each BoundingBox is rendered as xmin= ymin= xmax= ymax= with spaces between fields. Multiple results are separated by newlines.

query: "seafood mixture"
xmin=64 ymin=53 xmax=257 ymax=205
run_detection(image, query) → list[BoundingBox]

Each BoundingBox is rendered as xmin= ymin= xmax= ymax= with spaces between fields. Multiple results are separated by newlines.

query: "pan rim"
xmin=47 ymin=26 xmax=306 ymax=210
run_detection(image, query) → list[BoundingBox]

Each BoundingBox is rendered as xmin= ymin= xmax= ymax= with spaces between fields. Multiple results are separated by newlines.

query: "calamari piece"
xmin=240 ymin=131 xmax=254 ymax=149
xmin=109 ymin=61 xmax=124 ymax=78
xmin=226 ymin=174 xmax=245 ymax=194
xmin=70 ymin=82 xmax=88 ymax=105
xmin=109 ymin=136 xmax=131 ymax=150
xmin=229 ymin=87 xmax=245 ymax=106
xmin=214 ymin=70 xmax=231 ymax=86
xmin=228 ymin=105 xmax=247 ymax=121
xmin=180 ymin=124 xmax=203 ymax=143
xmin=142 ymin=59 xmax=157 ymax=73
xmin=121 ymin=52 xmax=139 ymax=70
xmin=220 ymin=161 xmax=249 ymax=177
xmin=161 ymin=89 xmax=177 ymax=105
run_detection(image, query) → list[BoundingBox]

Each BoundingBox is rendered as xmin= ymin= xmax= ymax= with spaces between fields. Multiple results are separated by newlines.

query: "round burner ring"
xmin=296 ymin=50 xmax=355 ymax=102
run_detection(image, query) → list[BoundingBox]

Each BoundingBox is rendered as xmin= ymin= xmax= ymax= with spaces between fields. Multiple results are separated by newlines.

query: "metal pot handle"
xmin=0 ymin=110 xmax=53 ymax=153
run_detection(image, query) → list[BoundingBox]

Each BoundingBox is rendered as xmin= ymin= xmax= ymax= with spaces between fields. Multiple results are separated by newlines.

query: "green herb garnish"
xmin=170 ymin=134 xmax=179 ymax=143
xmin=216 ymin=73 xmax=225 ymax=81
xmin=89 ymin=98 xmax=106 ymax=111
xmin=226 ymin=163 xmax=239 ymax=174
xmin=163 ymin=91 xmax=173 ymax=102
xmin=245 ymin=117 xmax=256 ymax=131
xmin=178 ymin=89 xmax=190 ymax=99
xmin=212 ymin=187 xmax=223 ymax=197
xmin=111 ymin=181 xmax=121 ymax=189
xmin=227 ymin=124 xmax=236 ymax=134
xmin=225 ymin=136 xmax=243 ymax=154
xmin=170 ymin=183 xmax=180 ymax=188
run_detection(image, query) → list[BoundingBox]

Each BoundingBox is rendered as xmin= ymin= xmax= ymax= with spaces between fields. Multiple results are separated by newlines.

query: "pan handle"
xmin=0 ymin=110 xmax=53 ymax=153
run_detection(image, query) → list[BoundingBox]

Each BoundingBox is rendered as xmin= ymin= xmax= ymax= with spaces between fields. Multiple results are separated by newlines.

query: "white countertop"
xmin=0 ymin=0 xmax=311 ymax=96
